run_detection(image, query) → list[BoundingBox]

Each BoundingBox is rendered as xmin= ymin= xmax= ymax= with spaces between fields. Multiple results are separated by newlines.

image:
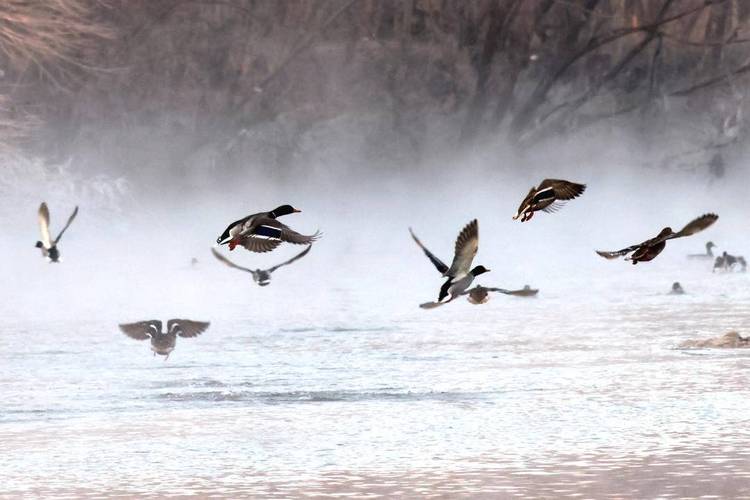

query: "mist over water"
xmin=2 ymin=133 xmax=750 ymax=496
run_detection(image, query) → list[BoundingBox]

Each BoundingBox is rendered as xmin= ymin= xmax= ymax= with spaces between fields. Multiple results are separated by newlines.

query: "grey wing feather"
xmin=54 ymin=206 xmax=78 ymax=244
xmin=38 ymin=202 xmax=52 ymax=249
xmin=409 ymin=228 xmax=449 ymax=274
xmin=267 ymin=245 xmax=312 ymax=273
xmin=168 ymin=319 xmax=210 ymax=338
xmin=665 ymin=213 xmax=719 ymax=241
xmin=119 ymin=320 xmax=161 ymax=340
xmin=211 ymin=248 xmax=256 ymax=274
xmin=280 ymin=226 xmax=321 ymax=245
xmin=446 ymin=219 xmax=478 ymax=277
xmin=240 ymin=236 xmax=283 ymax=253
xmin=541 ymin=201 xmax=566 ymax=214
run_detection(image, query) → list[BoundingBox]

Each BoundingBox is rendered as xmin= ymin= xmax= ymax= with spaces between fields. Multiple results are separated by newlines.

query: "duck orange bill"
xmin=252 ymin=225 xmax=283 ymax=239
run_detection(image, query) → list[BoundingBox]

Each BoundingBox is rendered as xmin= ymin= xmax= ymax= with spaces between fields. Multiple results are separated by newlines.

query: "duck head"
xmin=707 ymin=241 xmax=716 ymax=249
xmin=470 ymin=265 xmax=490 ymax=276
xmin=35 ymin=241 xmax=43 ymax=248
xmin=657 ymin=227 xmax=674 ymax=239
xmin=269 ymin=205 xmax=301 ymax=218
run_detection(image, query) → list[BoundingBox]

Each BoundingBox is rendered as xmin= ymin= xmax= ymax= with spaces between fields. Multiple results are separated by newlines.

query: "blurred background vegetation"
xmin=1 ymin=0 xmax=748 ymax=183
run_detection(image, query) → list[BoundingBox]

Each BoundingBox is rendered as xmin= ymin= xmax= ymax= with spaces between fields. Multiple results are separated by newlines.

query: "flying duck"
xmin=35 ymin=202 xmax=79 ymax=263
xmin=596 ymin=213 xmax=718 ymax=264
xmin=119 ymin=319 xmax=210 ymax=360
xmin=687 ymin=241 xmax=716 ymax=259
xmin=216 ymin=205 xmax=320 ymax=253
xmin=410 ymin=220 xmax=490 ymax=309
xmin=211 ymin=245 xmax=311 ymax=286
xmin=513 ymin=179 xmax=586 ymax=222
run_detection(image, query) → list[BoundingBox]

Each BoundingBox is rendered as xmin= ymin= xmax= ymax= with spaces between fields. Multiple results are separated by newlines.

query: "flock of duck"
xmin=35 ymin=177 xmax=737 ymax=360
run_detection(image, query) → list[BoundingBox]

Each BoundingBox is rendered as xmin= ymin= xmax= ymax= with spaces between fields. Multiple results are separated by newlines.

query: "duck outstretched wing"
xmin=239 ymin=236 xmax=283 ymax=253
xmin=54 ymin=206 xmax=78 ymax=244
xmin=446 ymin=219 xmax=478 ymax=277
xmin=38 ymin=202 xmax=52 ymax=249
xmin=119 ymin=320 xmax=161 ymax=340
xmin=664 ymin=213 xmax=718 ymax=241
xmin=409 ymin=228 xmax=449 ymax=274
xmin=596 ymin=245 xmax=640 ymax=259
xmin=540 ymin=179 xmax=586 ymax=200
xmin=168 ymin=320 xmax=210 ymax=338
xmin=267 ymin=244 xmax=312 ymax=273
xmin=211 ymin=248 xmax=256 ymax=274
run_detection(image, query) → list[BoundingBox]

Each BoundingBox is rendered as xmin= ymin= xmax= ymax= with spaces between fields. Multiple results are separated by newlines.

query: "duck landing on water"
xmin=713 ymin=251 xmax=747 ymax=272
xmin=119 ymin=319 xmax=210 ymax=360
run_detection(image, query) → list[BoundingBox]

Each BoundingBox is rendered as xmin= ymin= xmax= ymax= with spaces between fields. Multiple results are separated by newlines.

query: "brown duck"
xmin=596 ymin=213 xmax=718 ymax=265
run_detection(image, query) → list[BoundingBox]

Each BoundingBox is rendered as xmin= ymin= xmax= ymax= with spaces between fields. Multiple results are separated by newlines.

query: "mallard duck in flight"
xmin=513 ymin=179 xmax=586 ymax=222
xmin=409 ymin=221 xmax=490 ymax=309
xmin=216 ymin=205 xmax=320 ymax=253
xmin=596 ymin=213 xmax=718 ymax=264
xmin=119 ymin=319 xmax=210 ymax=360
xmin=35 ymin=202 xmax=78 ymax=263
xmin=211 ymin=245 xmax=311 ymax=286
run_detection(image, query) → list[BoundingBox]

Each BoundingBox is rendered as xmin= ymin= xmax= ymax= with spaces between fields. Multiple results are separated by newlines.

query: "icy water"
xmin=2 ymin=248 xmax=750 ymax=498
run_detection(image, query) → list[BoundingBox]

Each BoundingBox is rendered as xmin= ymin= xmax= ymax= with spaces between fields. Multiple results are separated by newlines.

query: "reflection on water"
xmin=2 ymin=258 xmax=750 ymax=497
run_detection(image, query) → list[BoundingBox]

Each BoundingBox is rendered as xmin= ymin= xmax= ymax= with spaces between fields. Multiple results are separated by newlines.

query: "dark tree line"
xmin=1 ymin=0 xmax=748 ymax=176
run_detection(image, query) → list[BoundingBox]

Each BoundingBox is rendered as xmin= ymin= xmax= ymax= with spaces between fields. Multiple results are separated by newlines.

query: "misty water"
xmin=2 ymin=161 xmax=750 ymax=497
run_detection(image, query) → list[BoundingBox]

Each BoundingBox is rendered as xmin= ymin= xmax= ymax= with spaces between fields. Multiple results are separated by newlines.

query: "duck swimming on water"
xmin=35 ymin=202 xmax=79 ymax=263
xmin=211 ymin=245 xmax=312 ymax=286
xmin=119 ymin=319 xmax=210 ymax=360
xmin=216 ymin=205 xmax=320 ymax=253
xmin=596 ymin=213 xmax=718 ymax=264
xmin=687 ymin=241 xmax=716 ymax=259
xmin=513 ymin=179 xmax=586 ymax=222
xmin=410 ymin=220 xmax=490 ymax=309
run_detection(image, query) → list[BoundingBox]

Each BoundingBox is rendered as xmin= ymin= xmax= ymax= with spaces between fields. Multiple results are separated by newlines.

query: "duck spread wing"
xmin=211 ymin=247 xmax=255 ymax=273
xmin=54 ymin=206 xmax=79 ymax=244
xmin=168 ymin=319 xmax=210 ymax=338
xmin=666 ymin=213 xmax=719 ymax=241
xmin=239 ymin=236 xmax=283 ymax=253
xmin=119 ymin=320 xmax=161 ymax=340
xmin=446 ymin=219 xmax=478 ymax=277
xmin=267 ymin=244 xmax=312 ymax=273
xmin=38 ymin=202 xmax=52 ymax=249
xmin=540 ymin=179 xmax=586 ymax=200
xmin=409 ymin=228 xmax=449 ymax=274
xmin=280 ymin=225 xmax=321 ymax=245
xmin=596 ymin=244 xmax=640 ymax=259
